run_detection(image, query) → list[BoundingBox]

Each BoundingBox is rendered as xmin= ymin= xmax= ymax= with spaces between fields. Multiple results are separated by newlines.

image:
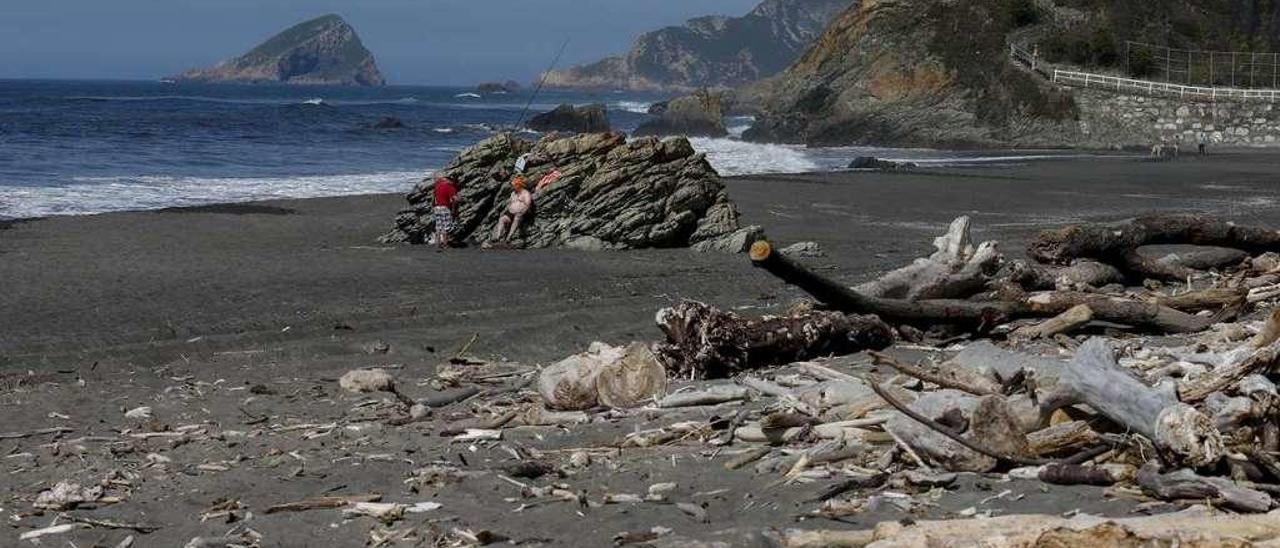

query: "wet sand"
xmin=2 ymin=151 xmax=1280 ymax=545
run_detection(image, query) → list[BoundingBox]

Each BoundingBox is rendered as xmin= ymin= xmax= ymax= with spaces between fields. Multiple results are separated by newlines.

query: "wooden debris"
xmin=657 ymin=385 xmax=749 ymax=408
xmin=854 ymin=216 xmax=1001 ymax=300
xmin=1039 ymin=338 xmax=1224 ymax=467
xmin=1136 ymin=463 xmax=1273 ymax=513
xmin=263 ymin=494 xmax=382 ymax=514
xmin=1010 ymin=304 xmax=1093 ymax=340
xmin=655 ymin=300 xmax=893 ymax=379
xmin=777 ymin=505 xmax=1280 ymax=547
xmin=1028 ymin=214 xmax=1280 ymax=281
xmin=870 ymin=352 xmax=998 ymax=396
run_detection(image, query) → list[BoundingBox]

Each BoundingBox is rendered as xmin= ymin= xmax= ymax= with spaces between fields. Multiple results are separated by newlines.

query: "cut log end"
xmin=750 ymin=240 xmax=773 ymax=263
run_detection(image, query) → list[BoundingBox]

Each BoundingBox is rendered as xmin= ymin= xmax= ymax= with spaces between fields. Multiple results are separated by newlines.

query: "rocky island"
xmin=174 ymin=14 xmax=385 ymax=86
xmin=542 ymin=0 xmax=850 ymax=92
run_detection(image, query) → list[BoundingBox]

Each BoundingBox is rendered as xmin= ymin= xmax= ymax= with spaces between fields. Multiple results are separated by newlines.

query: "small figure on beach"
xmin=492 ymin=175 xmax=533 ymax=244
xmin=1198 ymin=133 xmax=1209 ymax=156
xmin=431 ymin=175 xmax=459 ymax=250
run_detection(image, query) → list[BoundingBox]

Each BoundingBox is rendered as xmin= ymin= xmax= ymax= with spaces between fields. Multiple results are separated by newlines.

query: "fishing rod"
xmin=514 ymin=37 xmax=571 ymax=130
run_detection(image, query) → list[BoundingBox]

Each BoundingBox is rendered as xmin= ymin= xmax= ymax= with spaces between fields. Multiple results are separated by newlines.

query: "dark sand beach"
xmin=3 ymin=151 xmax=1280 ymax=545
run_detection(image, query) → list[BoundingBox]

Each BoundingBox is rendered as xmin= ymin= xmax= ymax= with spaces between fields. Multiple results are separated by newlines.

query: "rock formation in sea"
xmin=541 ymin=0 xmax=851 ymax=92
xmin=634 ymin=91 xmax=729 ymax=138
xmin=527 ymin=104 xmax=612 ymax=134
xmin=477 ymin=81 xmax=522 ymax=94
xmin=382 ymin=133 xmax=759 ymax=251
xmin=175 ymin=14 xmax=385 ymax=86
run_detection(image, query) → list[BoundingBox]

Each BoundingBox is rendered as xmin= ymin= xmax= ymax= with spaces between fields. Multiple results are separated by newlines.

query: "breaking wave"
xmin=612 ymin=101 xmax=652 ymax=114
xmin=688 ymin=138 xmax=822 ymax=176
xmin=0 ymin=171 xmax=424 ymax=219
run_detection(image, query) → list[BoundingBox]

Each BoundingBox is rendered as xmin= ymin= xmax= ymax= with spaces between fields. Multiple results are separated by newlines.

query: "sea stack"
xmin=175 ymin=14 xmax=385 ymax=86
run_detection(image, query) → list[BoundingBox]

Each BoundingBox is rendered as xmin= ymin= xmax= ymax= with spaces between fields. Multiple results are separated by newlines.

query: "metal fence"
xmin=1010 ymin=44 xmax=1280 ymax=102
xmin=1127 ymin=41 xmax=1280 ymax=89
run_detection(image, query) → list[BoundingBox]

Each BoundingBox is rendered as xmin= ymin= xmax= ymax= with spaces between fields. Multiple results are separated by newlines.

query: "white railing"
xmin=1052 ymin=70 xmax=1280 ymax=102
xmin=1009 ymin=44 xmax=1280 ymax=102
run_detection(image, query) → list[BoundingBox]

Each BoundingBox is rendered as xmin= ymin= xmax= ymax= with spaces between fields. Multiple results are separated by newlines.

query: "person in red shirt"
xmin=431 ymin=175 xmax=459 ymax=250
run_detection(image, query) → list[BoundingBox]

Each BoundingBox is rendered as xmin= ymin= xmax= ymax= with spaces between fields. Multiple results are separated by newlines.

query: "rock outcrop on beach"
xmin=175 ymin=14 xmax=385 ymax=86
xmin=634 ymin=91 xmax=729 ymax=138
xmin=527 ymin=104 xmax=612 ymax=134
xmin=541 ymin=0 xmax=851 ymax=92
xmin=383 ymin=133 xmax=754 ymax=251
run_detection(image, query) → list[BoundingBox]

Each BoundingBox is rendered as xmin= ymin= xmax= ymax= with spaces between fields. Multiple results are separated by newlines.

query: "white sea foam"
xmin=688 ymin=138 xmax=821 ymax=176
xmin=0 ymin=171 xmax=424 ymax=219
xmin=612 ymin=101 xmax=652 ymax=114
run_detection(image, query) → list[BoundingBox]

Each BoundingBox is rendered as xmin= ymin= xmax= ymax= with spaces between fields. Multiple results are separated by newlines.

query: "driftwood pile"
xmin=671 ymin=214 xmax=1280 ymax=516
xmin=358 ymin=213 xmax=1280 ymax=544
xmin=509 ymin=213 xmax=1280 ymax=543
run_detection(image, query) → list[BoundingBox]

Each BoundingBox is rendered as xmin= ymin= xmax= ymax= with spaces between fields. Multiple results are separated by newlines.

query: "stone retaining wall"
xmin=1074 ymin=89 xmax=1280 ymax=147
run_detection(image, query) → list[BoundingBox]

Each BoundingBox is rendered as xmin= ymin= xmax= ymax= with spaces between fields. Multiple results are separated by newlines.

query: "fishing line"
xmin=514 ymin=37 xmax=571 ymax=129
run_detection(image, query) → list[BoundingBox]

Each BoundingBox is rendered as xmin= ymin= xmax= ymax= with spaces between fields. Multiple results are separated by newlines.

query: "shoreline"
xmin=0 ymin=147 xmax=1146 ymax=222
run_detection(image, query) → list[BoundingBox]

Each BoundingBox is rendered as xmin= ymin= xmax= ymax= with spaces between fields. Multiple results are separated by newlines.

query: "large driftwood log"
xmin=1152 ymin=287 xmax=1247 ymax=312
xmin=1028 ymin=214 xmax=1280 ymax=281
xmin=654 ymin=300 xmax=894 ymax=379
xmin=1136 ymin=463 xmax=1273 ymax=513
xmin=947 ymin=340 xmax=1067 ymax=386
xmin=1004 ymin=259 xmax=1124 ymax=291
xmin=751 ymin=240 xmax=1023 ymax=327
xmin=855 ymin=216 xmax=1001 ymax=300
xmin=884 ymin=390 xmax=998 ymax=472
xmin=1040 ymin=338 xmax=1224 ymax=467
xmin=751 ymin=240 xmax=1210 ymax=333
xmin=1024 ymin=291 xmax=1215 ymax=334
xmin=1158 ymin=246 xmax=1250 ymax=271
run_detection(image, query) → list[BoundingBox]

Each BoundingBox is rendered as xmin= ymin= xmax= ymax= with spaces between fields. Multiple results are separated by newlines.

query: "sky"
xmin=0 ymin=0 xmax=763 ymax=85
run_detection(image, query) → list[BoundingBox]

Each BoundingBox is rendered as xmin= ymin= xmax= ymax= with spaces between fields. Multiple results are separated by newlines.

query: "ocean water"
xmin=0 ymin=80 xmax=1107 ymax=219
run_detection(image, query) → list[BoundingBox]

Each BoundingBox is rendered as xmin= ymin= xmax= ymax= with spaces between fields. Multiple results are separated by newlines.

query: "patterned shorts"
xmin=433 ymin=206 xmax=453 ymax=235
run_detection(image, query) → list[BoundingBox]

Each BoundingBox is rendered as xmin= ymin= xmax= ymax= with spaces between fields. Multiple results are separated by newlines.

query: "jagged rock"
xmin=647 ymin=101 xmax=670 ymax=115
xmin=478 ymin=81 xmax=521 ymax=94
xmin=691 ymin=226 xmax=765 ymax=254
xmin=373 ymin=116 xmax=405 ymax=129
xmin=781 ymin=241 xmax=825 ymax=257
xmin=175 ymin=15 xmax=384 ymax=86
xmin=848 ymin=156 xmax=915 ymax=170
xmin=527 ymin=104 xmax=612 ymax=134
xmin=635 ymin=91 xmax=729 ymax=138
xmin=542 ymin=0 xmax=851 ymax=91
xmin=382 ymin=132 xmax=744 ymax=250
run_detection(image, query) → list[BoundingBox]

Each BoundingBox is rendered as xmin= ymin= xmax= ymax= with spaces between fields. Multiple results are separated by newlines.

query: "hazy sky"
xmin=0 ymin=0 xmax=763 ymax=85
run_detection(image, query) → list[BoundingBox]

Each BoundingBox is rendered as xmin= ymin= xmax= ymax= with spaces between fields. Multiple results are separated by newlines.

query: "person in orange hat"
xmin=492 ymin=175 xmax=533 ymax=243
